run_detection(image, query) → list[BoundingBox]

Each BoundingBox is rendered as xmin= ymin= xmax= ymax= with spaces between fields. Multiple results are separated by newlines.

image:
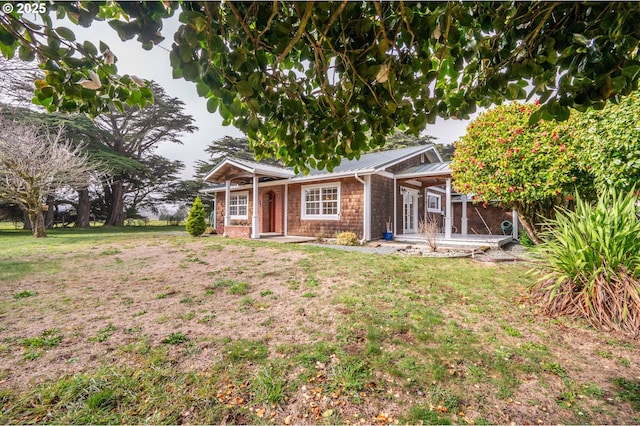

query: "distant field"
xmin=0 ymin=227 xmax=638 ymax=424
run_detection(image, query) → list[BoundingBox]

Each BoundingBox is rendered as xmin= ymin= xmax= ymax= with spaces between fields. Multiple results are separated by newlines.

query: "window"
xmin=426 ymin=192 xmax=442 ymax=213
xmin=229 ymin=191 xmax=248 ymax=219
xmin=301 ymin=183 xmax=340 ymax=220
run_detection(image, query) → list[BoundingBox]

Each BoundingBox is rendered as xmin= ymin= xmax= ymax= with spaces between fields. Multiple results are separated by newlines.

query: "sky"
xmin=66 ymin=14 xmax=473 ymax=179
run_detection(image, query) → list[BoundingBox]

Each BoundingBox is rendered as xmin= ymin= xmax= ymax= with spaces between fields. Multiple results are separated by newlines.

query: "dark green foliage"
xmin=612 ymin=378 xmax=640 ymax=411
xmin=531 ymin=189 xmax=640 ymax=336
xmin=3 ymin=3 xmax=640 ymax=171
xmin=185 ymin=196 xmax=206 ymax=237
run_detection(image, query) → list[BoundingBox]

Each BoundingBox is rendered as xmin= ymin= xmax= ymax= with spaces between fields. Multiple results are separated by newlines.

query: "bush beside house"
xmin=185 ymin=197 xmax=207 ymax=237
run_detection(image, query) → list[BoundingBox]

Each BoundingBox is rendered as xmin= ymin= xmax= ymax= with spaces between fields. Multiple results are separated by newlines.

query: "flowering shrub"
xmin=451 ymin=102 xmax=594 ymax=242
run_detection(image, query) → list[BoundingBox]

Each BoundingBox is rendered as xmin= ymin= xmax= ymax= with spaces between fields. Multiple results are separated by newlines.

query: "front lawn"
xmin=0 ymin=227 xmax=638 ymax=424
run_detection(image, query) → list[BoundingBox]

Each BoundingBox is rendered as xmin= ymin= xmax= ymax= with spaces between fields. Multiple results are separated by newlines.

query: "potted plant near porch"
xmin=384 ymin=217 xmax=394 ymax=241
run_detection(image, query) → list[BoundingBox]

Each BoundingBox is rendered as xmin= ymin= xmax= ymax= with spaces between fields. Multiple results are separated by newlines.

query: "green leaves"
xmin=3 ymin=1 xmax=640 ymax=170
xmin=451 ymin=101 xmax=595 ymax=238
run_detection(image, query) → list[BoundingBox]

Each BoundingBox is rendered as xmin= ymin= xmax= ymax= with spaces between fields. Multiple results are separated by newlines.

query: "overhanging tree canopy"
xmin=2 ymin=2 xmax=640 ymax=171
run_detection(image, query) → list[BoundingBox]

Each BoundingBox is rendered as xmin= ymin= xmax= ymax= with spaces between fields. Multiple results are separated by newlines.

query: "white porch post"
xmin=393 ymin=177 xmax=397 ymax=235
xmin=251 ymin=175 xmax=260 ymax=239
xmin=364 ymin=175 xmax=371 ymax=241
xmin=512 ymin=208 xmax=519 ymax=239
xmin=461 ymin=194 xmax=468 ymax=235
xmin=284 ymin=184 xmax=288 ymax=236
xmin=444 ymin=178 xmax=453 ymax=239
xmin=224 ymin=180 xmax=231 ymax=236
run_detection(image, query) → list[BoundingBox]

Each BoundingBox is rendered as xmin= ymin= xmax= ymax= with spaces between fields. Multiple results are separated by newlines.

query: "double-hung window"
xmin=229 ymin=191 xmax=248 ymax=219
xmin=301 ymin=183 xmax=340 ymax=220
xmin=426 ymin=191 xmax=442 ymax=213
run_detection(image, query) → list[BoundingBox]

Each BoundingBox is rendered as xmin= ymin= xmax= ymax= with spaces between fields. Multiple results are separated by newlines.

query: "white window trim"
xmin=426 ymin=191 xmax=442 ymax=213
xmin=229 ymin=191 xmax=249 ymax=220
xmin=301 ymin=182 xmax=341 ymax=220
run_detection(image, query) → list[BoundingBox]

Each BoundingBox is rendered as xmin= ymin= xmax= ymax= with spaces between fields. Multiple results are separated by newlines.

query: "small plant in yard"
xmin=519 ymin=232 xmax=535 ymax=247
xmin=23 ymin=329 xmax=63 ymax=348
xmin=90 ymin=323 xmax=117 ymax=343
xmin=225 ymin=339 xmax=269 ymax=362
xmin=329 ymin=357 xmax=370 ymax=393
xmin=418 ymin=215 xmax=440 ymax=251
xmin=530 ymin=189 xmax=640 ymax=336
xmin=162 ymin=332 xmax=189 ymax=345
xmin=13 ymin=290 xmax=37 ymax=299
xmin=185 ymin=196 xmax=207 ymax=237
xmin=336 ymin=231 xmax=359 ymax=246
xmin=228 ymin=281 xmax=250 ymax=295
xmin=252 ymin=364 xmax=287 ymax=404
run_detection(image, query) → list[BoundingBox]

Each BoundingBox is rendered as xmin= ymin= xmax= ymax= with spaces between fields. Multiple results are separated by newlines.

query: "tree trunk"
xmin=104 ymin=179 xmax=125 ymax=226
xmin=28 ymin=209 xmax=46 ymax=238
xmin=45 ymin=195 xmax=55 ymax=228
xmin=22 ymin=211 xmax=32 ymax=230
xmin=75 ymin=188 xmax=91 ymax=228
xmin=513 ymin=203 xmax=544 ymax=244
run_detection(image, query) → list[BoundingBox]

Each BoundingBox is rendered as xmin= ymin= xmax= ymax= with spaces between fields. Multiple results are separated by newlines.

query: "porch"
xmin=391 ymin=233 xmax=512 ymax=249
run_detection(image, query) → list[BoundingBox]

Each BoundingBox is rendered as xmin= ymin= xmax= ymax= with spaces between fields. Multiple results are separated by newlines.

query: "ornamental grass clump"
xmin=530 ymin=189 xmax=640 ymax=337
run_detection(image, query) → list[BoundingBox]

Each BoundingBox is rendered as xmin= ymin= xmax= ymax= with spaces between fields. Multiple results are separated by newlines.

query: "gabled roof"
xmin=204 ymin=157 xmax=295 ymax=183
xmin=202 ymin=144 xmax=442 ymax=187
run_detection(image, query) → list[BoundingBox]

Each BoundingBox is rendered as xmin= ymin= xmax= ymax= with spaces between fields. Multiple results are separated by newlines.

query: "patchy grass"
xmin=0 ymin=225 xmax=639 ymax=424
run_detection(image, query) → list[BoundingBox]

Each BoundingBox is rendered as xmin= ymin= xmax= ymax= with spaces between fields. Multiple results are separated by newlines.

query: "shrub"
xmin=530 ymin=189 xmax=640 ymax=336
xmin=418 ymin=216 xmax=439 ymax=251
xmin=185 ymin=196 xmax=207 ymax=237
xmin=519 ymin=232 xmax=535 ymax=247
xmin=336 ymin=231 xmax=359 ymax=246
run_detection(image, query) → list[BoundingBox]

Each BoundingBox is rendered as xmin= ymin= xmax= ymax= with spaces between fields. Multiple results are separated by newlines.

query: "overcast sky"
xmin=68 ymin=14 xmax=473 ymax=179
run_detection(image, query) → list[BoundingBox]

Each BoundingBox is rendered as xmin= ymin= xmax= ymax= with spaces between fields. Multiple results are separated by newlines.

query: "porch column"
xmin=364 ymin=175 xmax=371 ymax=241
xmin=251 ymin=175 xmax=260 ymax=239
xmin=461 ymin=194 xmax=468 ymax=235
xmin=393 ymin=177 xmax=397 ymax=235
xmin=224 ymin=180 xmax=231 ymax=236
xmin=512 ymin=208 xmax=519 ymax=239
xmin=444 ymin=178 xmax=453 ymax=239
xmin=284 ymin=184 xmax=288 ymax=236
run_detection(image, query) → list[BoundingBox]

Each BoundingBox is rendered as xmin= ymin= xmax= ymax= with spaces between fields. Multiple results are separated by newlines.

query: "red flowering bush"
xmin=451 ymin=102 xmax=594 ymax=242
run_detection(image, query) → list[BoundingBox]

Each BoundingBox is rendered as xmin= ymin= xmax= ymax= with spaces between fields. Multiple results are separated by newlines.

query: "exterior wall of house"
xmin=387 ymin=155 xmax=429 ymax=236
xmin=370 ymin=174 xmax=394 ymax=239
xmin=215 ymin=185 xmax=286 ymax=236
xmin=453 ymin=202 xmax=515 ymax=235
xmin=286 ymin=177 xmax=365 ymax=239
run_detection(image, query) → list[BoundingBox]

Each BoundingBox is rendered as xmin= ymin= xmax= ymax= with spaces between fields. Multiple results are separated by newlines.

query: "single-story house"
xmin=201 ymin=144 xmax=518 ymax=244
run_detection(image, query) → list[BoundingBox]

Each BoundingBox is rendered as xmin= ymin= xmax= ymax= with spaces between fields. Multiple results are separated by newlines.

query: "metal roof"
xmin=204 ymin=157 xmax=294 ymax=183
xmin=395 ymin=161 xmax=452 ymax=178
xmin=300 ymin=144 xmax=437 ymax=178
xmin=202 ymin=144 xmax=442 ymax=186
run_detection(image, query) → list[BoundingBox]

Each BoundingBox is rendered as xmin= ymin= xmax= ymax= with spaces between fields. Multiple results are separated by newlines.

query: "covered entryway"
xmin=202 ymin=158 xmax=294 ymax=239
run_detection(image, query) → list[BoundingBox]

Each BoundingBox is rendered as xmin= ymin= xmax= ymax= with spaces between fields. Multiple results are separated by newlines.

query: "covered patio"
xmin=394 ymin=162 xmax=518 ymax=245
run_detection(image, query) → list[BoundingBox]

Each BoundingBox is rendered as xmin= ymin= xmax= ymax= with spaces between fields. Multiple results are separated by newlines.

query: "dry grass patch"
xmin=0 ymin=227 xmax=639 ymax=424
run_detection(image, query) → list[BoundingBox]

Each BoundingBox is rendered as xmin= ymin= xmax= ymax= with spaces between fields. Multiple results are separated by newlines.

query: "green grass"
xmin=1 ymin=225 xmax=638 ymax=424
xmin=22 ymin=329 xmax=63 ymax=349
xmin=13 ymin=290 xmax=37 ymax=299
xmin=162 ymin=332 xmax=189 ymax=345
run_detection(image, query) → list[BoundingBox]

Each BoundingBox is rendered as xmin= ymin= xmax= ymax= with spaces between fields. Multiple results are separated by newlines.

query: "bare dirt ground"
xmin=1 ymin=235 xmax=639 ymax=424
xmin=1 ymin=238 xmax=331 ymax=390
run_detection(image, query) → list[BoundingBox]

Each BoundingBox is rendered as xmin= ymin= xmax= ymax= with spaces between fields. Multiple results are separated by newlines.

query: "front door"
xmin=402 ymin=188 xmax=418 ymax=234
